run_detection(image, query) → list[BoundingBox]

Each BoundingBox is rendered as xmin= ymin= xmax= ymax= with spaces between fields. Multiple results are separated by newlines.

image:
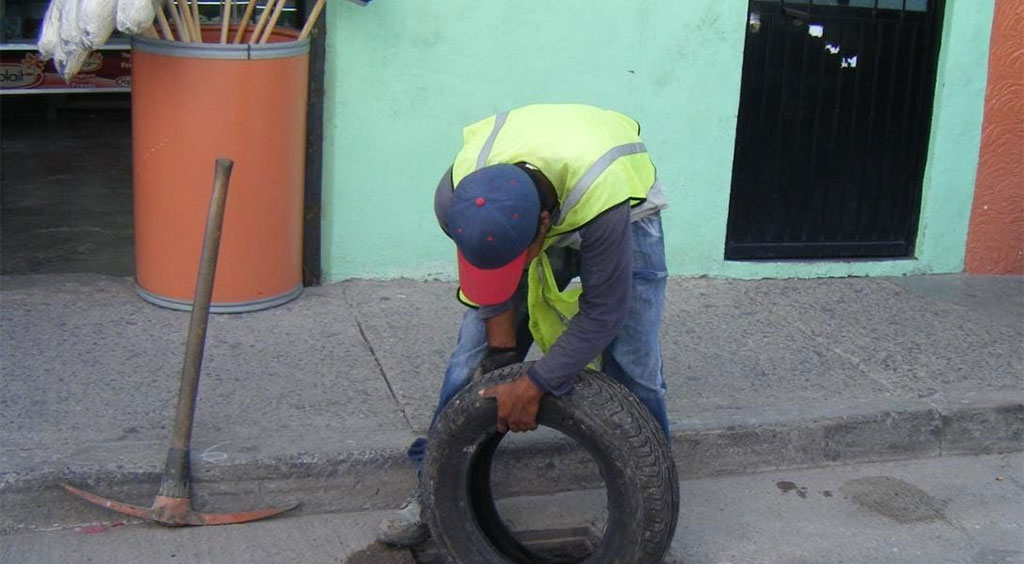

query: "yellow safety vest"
xmin=452 ymin=104 xmax=658 ymax=354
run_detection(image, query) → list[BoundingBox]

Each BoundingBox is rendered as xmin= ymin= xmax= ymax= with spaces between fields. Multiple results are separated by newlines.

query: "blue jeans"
xmin=408 ymin=212 xmax=669 ymax=468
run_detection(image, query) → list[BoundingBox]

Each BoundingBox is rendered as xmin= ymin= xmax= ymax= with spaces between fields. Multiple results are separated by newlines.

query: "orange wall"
xmin=966 ymin=0 xmax=1024 ymax=274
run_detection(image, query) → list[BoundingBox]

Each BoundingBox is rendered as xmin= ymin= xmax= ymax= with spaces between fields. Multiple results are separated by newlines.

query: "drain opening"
xmin=412 ymin=526 xmax=601 ymax=563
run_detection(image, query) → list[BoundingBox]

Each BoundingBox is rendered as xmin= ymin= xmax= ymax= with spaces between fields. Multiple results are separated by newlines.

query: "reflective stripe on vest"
xmin=551 ymin=174 xmax=661 ymax=248
xmin=476 ymin=111 xmax=509 ymax=170
xmin=555 ymin=142 xmax=647 ymax=225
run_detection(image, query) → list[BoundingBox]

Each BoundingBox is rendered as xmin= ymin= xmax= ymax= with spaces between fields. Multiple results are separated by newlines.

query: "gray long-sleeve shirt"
xmin=521 ymin=202 xmax=633 ymax=395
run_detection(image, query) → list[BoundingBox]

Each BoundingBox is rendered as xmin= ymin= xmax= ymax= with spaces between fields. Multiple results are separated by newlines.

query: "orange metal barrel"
xmin=131 ymin=28 xmax=307 ymax=312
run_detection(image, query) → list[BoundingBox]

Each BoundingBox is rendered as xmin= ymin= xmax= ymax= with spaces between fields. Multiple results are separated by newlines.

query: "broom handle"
xmin=167 ymin=0 xmax=191 ymax=41
xmin=219 ymin=0 xmax=232 ymax=43
xmin=258 ymin=0 xmax=286 ymax=44
xmin=247 ymin=0 xmax=277 ymax=44
xmin=155 ymin=6 xmax=175 ymax=41
xmin=233 ymin=0 xmax=257 ymax=43
xmin=178 ymin=0 xmax=197 ymax=41
xmin=298 ymin=0 xmax=325 ymax=40
xmin=178 ymin=0 xmax=195 ymax=41
xmin=190 ymin=0 xmax=202 ymax=40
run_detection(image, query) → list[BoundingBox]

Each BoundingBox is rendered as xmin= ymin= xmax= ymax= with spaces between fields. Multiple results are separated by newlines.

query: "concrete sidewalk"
xmin=1 ymin=273 xmax=1021 ymax=532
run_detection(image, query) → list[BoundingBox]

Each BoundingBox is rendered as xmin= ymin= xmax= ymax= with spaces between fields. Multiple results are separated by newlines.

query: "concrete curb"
xmin=3 ymin=395 xmax=1020 ymax=533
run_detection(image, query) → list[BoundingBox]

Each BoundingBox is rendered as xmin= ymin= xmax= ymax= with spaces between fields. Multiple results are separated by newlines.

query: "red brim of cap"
xmin=457 ymin=248 xmax=528 ymax=306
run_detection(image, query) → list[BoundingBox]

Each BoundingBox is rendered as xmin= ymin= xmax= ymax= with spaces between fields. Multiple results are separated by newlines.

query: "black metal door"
xmin=725 ymin=0 xmax=945 ymax=260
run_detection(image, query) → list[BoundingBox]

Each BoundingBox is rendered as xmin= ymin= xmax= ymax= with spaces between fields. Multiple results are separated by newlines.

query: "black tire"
xmin=422 ymin=362 xmax=679 ymax=564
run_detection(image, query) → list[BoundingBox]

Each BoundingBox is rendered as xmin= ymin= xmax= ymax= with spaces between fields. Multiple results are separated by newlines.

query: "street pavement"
xmin=3 ymin=453 xmax=1021 ymax=563
xmin=0 ymin=273 xmax=1021 ymax=535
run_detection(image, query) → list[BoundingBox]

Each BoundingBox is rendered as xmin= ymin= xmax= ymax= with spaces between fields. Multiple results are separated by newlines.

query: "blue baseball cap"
xmin=446 ymin=164 xmax=539 ymax=305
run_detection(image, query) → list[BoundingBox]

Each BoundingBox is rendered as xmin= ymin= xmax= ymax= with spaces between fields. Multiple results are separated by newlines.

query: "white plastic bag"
xmin=78 ymin=0 xmax=117 ymax=48
xmin=53 ymin=0 xmax=82 ymax=76
xmin=116 ymin=0 xmax=156 ymax=35
xmin=38 ymin=0 xmax=124 ymax=81
xmin=60 ymin=49 xmax=91 ymax=79
xmin=37 ymin=0 xmax=65 ymax=59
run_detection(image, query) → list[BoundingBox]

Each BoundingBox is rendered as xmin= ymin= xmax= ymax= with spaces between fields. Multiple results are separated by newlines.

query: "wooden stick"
xmin=258 ymin=0 xmax=286 ymax=44
xmin=181 ymin=0 xmax=199 ymax=42
xmin=167 ymin=0 xmax=191 ymax=41
xmin=172 ymin=0 xmax=189 ymax=41
xmin=298 ymin=0 xmax=325 ymax=41
xmin=176 ymin=0 xmax=192 ymax=41
xmin=142 ymin=25 xmax=159 ymax=39
xmin=190 ymin=0 xmax=202 ymax=42
xmin=219 ymin=0 xmax=232 ymax=43
xmin=155 ymin=6 xmax=175 ymax=41
xmin=233 ymin=0 xmax=257 ymax=43
xmin=247 ymin=0 xmax=277 ymax=44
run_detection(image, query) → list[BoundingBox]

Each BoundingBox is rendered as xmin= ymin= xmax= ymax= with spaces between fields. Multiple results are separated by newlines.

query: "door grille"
xmin=725 ymin=0 xmax=945 ymax=260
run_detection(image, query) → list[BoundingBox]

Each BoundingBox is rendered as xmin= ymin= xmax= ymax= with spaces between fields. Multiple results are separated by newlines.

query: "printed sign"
xmin=0 ymin=49 xmax=131 ymax=92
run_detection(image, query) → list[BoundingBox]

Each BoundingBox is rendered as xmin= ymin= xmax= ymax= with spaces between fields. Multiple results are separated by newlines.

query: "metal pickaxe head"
xmin=61 ymin=483 xmax=298 ymax=527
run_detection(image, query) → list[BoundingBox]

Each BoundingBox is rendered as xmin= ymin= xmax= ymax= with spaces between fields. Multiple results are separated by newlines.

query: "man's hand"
xmin=479 ymin=374 xmax=545 ymax=433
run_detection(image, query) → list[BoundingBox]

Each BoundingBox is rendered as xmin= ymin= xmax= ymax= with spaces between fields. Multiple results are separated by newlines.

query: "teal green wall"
xmin=322 ymin=0 xmax=994 ymax=282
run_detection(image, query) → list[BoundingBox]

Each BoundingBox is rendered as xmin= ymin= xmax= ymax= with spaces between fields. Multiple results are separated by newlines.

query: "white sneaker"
xmin=376 ymin=485 xmax=430 ymax=547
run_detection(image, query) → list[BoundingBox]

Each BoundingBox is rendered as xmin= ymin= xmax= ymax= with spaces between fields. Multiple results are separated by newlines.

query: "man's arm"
xmin=526 ymin=202 xmax=633 ymax=395
xmin=481 ymin=203 xmax=633 ymax=432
